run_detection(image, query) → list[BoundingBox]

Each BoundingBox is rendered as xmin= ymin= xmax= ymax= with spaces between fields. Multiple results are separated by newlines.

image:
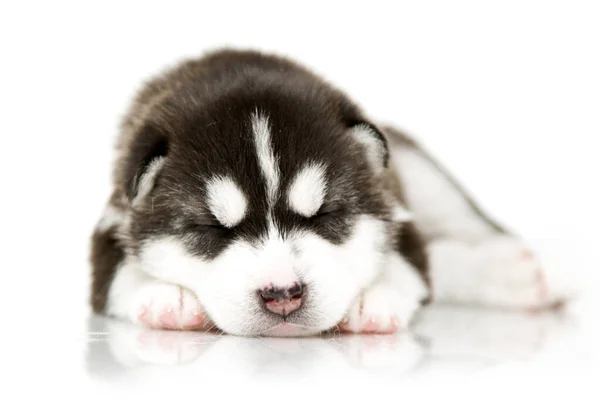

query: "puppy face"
xmin=121 ymin=78 xmax=395 ymax=336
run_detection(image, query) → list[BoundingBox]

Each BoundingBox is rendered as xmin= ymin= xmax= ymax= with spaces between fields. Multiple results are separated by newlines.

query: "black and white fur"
xmin=90 ymin=49 xmax=570 ymax=337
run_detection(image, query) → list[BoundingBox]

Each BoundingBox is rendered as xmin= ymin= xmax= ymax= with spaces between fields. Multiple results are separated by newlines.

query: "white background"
xmin=1 ymin=0 xmax=599 ymax=397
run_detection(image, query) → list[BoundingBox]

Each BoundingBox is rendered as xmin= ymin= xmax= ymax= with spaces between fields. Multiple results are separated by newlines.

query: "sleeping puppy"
xmin=90 ymin=49 xmax=570 ymax=336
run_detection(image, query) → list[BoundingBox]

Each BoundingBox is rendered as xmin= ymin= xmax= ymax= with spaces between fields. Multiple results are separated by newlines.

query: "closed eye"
xmin=310 ymin=204 xmax=344 ymax=220
xmin=186 ymin=217 xmax=232 ymax=234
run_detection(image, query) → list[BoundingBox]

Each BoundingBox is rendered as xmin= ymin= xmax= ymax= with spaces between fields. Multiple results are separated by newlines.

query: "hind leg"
xmin=426 ymin=237 xmax=566 ymax=309
xmin=386 ymin=128 xmax=573 ymax=309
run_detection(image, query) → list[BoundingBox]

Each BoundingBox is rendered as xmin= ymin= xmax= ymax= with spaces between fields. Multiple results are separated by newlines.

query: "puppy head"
xmin=120 ymin=76 xmax=398 ymax=336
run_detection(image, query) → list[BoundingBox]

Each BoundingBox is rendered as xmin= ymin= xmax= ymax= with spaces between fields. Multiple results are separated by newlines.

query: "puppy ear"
xmin=349 ymin=121 xmax=389 ymax=174
xmin=124 ymin=123 xmax=169 ymax=205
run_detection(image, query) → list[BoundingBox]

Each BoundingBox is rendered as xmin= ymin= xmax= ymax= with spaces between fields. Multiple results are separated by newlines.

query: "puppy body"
xmin=91 ymin=50 xmax=569 ymax=336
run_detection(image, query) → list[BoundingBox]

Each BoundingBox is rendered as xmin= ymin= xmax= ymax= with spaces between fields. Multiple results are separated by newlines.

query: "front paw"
xmin=337 ymin=284 xmax=422 ymax=334
xmin=132 ymin=283 xmax=209 ymax=331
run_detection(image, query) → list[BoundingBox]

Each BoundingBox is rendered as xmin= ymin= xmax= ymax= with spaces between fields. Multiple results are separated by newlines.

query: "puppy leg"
xmin=106 ymin=262 xmax=209 ymax=330
xmin=385 ymin=127 xmax=574 ymax=309
xmin=338 ymin=253 xmax=429 ymax=334
xmin=427 ymin=236 xmax=571 ymax=309
xmin=90 ymin=200 xmax=208 ymax=331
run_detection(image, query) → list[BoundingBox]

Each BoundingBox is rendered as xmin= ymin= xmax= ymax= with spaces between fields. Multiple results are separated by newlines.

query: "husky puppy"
xmin=90 ymin=50 xmax=569 ymax=336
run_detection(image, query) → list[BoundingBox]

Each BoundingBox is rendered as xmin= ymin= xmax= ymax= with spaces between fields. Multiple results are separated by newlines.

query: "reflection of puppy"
xmin=85 ymin=315 xmax=425 ymax=379
xmin=90 ymin=49 xmax=572 ymax=337
xmin=85 ymin=307 xmax=574 ymax=380
xmin=85 ymin=316 xmax=219 ymax=381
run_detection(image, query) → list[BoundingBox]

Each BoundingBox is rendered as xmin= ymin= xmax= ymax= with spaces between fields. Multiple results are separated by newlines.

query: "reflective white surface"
xmin=80 ymin=301 xmax=597 ymax=396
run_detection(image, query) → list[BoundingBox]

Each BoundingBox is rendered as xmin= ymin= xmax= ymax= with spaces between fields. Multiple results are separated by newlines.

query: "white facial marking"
xmin=288 ymin=163 xmax=327 ymax=217
xmin=133 ymin=156 xmax=165 ymax=207
xmin=96 ymin=204 xmax=125 ymax=232
xmin=251 ymin=111 xmax=280 ymax=206
xmin=350 ymin=124 xmax=386 ymax=174
xmin=206 ymin=176 xmax=248 ymax=228
xmin=254 ymin=234 xmax=299 ymax=288
xmin=391 ymin=205 xmax=413 ymax=222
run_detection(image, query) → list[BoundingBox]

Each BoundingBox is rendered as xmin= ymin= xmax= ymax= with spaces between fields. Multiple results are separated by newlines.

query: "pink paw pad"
xmin=337 ymin=321 xmax=351 ymax=332
xmin=337 ymin=318 xmax=399 ymax=334
xmin=159 ymin=309 xmax=180 ymax=329
xmin=181 ymin=313 xmax=206 ymax=330
xmin=137 ymin=306 xmax=152 ymax=326
xmin=535 ymin=269 xmax=549 ymax=301
xmin=521 ymin=249 xmax=535 ymax=261
xmin=134 ymin=285 xmax=208 ymax=331
xmin=382 ymin=318 xmax=400 ymax=334
xmin=361 ymin=319 xmax=381 ymax=333
xmin=527 ymin=269 xmax=551 ymax=313
xmin=138 ymin=307 xmax=206 ymax=330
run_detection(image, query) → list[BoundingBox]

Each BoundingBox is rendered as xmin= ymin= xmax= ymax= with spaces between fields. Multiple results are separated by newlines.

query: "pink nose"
xmin=259 ymin=283 xmax=304 ymax=316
